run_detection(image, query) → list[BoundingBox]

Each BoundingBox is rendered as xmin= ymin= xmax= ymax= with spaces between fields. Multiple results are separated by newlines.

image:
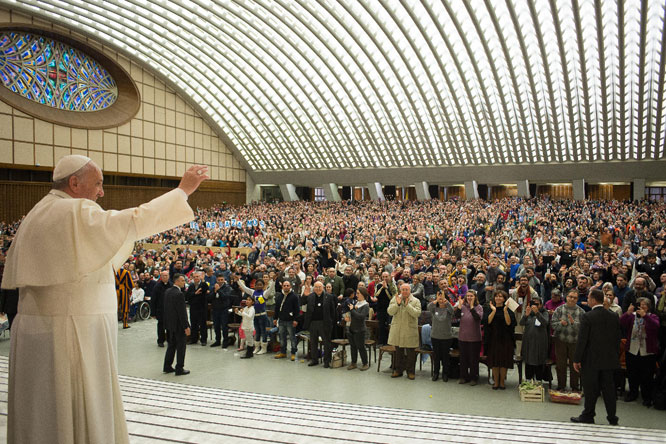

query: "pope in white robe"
xmin=1 ymin=155 xmax=209 ymax=444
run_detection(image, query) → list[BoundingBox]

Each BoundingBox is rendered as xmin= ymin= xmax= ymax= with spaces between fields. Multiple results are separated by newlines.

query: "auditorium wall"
xmin=0 ymin=7 xmax=246 ymax=221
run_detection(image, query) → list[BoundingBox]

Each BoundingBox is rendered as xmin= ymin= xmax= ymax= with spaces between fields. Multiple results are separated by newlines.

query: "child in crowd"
xmin=236 ymin=296 xmax=256 ymax=358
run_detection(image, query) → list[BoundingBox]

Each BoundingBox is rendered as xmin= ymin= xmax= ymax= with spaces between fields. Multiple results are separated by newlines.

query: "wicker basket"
xmin=519 ymin=385 xmax=545 ymax=402
xmin=549 ymin=390 xmax=582 ymax=405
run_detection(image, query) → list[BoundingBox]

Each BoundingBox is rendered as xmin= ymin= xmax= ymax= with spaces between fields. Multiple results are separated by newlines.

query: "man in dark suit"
xmin=185 ymin=270 xmax=209 ymax=345
xmin=163 ymin=274 xmax=191 ymax=376
xmin=151 ymin=270 xmax=171 ymax=347
xmin=304 ymin=281 xmax=337 ymax=367
xmin=571 ymin=289 xmax=621 ymax=425
xmin=208 ymin=274 xmax=233 ymax=348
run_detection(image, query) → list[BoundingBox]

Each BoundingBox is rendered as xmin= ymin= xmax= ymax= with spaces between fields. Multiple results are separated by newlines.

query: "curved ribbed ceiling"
xmin=4 ymin=0 xmax=666 ymax=172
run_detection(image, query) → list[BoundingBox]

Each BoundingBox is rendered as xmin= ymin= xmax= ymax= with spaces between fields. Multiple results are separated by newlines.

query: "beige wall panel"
xmin=89 ymin=130 xmax=103 ymax=151
xmin=165 ymin=143 xmax=175 ymax=160
xmin=144 ymin=139 xmax=155 ymax=158
xmin=155 ymin=159 xmax=165 ymax=175
xmin=176 ymin=128 xmax=185 ymax=145
xmin=14 ymin=141 xmax=33 ymax=165
xmin=0 ymin=114 xmax=13 ymax=139
xmin=155 ymin=107 xmax=165 ymax=125
xmin=0 ymin=139 xmax=12 ymax=163
xmin=143 ymin=158 xmax=154 ymax=175
xmin=131 ymin=156 xmax=142 ymax=174
xmin=34 ymin=120 xmax=53 ymax=145
xmin=143 ymin=103 xmax=154 ymax=122
xmin=103 ymin=132 xmax=117 ymax=153
xmin=35 ymin=144 xmax=54 ymax=167
xmin=165 ymin=160 xmax=175 ymax=176
xmin=154 ymin=141 xmax=165 ymax=159
xmin=118 ymin=135 xmax=130 ymax=154
xmin=118 ymin=154 xmax=130 ymax=173
xmin=118 ymin=122 xmax=130 ymax=136
xmin=103 ymin=153 xmax=117 ymax=172
xmin=130 ymin=137 xmax=143 ymax=156
xmin=71 ymin=128 xmax=87 ymax=149
xmin=155 ymin=88 xmax=165 ymax=108
xmin=154 ymin=123 xmax=165 ymax=142
xmin=130 ymin=119 xmax=142 ymax=138
xmin=13 ymin=117 xmax=33 ymax=142
xmin=53 ymin=126 xmax=70 ymax=146
xmin=143 ymin=121 xmax=155 ymax=140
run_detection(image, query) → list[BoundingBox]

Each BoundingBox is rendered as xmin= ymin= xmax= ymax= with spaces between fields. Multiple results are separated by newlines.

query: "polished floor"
xmin=0 ymin=319 xmax=664 ymax=443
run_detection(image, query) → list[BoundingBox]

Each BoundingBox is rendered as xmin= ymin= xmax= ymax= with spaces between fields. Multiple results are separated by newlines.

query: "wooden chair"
xmin=416 ymin=325 xmax=434 ymax=376
xmin=332 ymin=338 xmax=350 ymax=365
xmin=376 ymin=345 xmax=396 ymax=372
xmin=365 ymin=320 xmax=378 ymax=364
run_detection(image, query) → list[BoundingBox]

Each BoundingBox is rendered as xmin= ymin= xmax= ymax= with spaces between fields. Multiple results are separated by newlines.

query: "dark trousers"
xmin=164 ymin=330 xmax=187 ymax=371
xmin=156 ymin=317 xmax=166 ymax=345
xmin=626 ymin=352 xmax=657 ymax=401
xmin=212 ymin=310 xmax=229 ymax=343
xmin=348 ymin=329 xmax=368 ymax=365
xmin=309 ymin=320 xmax=332 ymax=364
xmin=526 ymin=364 xmax=547 ymax=381
xmin=394 ymin=346 xmax=417 ymax=375
xmin=189 ymin=305 xmax=207 ymax=343
xmin=459 ymin=340 xmax=481 ymax=382
xmin=581 ymin=368 xmax=617 ymax=422
xmin=554 ymin=338 xmax=579 ymax=390
xmin=432 ymin=337 xmax=453 ymax=377
xmin=377 ymin=310 xmax=390 ymax=345
xmin=254 ymin=314 xmax=269 ymax=342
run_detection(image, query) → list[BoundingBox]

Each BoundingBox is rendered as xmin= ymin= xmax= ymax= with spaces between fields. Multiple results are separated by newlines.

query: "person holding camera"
xmin=620 ymin=297 xmax=660 ymax=406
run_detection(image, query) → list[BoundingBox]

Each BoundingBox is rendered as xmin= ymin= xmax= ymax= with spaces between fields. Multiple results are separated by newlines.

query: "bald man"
xmin=2 ymin=155 xmax=208 ymax=444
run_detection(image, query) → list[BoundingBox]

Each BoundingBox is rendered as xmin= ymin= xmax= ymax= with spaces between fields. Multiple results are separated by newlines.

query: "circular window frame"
xmin=0 ymin=24 xmax=140 ymax=129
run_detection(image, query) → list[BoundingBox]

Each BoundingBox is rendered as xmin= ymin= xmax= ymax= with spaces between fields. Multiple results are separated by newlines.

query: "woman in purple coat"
xmin=454 ymin=290 xmax=484 ymax=385
xmin=620 ymin=297 xmax=660 ymax=406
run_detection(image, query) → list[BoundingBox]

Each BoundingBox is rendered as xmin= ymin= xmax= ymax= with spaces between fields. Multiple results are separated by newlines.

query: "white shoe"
xmin=256 ymin=341 xmax=268 ymax=355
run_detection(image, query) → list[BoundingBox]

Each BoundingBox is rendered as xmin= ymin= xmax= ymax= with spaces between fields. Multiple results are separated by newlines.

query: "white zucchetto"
xmin=53 ymin=155 xmax=92 ymax=181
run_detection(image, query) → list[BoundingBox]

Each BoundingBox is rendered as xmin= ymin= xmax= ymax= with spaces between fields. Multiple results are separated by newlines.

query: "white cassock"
xmin=1 ymin=188 xmax=194 ymax=444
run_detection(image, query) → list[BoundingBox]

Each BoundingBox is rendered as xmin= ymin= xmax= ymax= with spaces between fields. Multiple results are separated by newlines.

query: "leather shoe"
xmin=158 ymin=343 xmax=165 ymax=348
xmin=469 ymin=380 xmax=478 ymax=386
xmin=570 ymin=416 xmax=593 ymax=424
xmin=407 ymin=374 xmax=415 ymax=380
xmin=432 ymin=373 xmax=439 ymax=381
xmin=175 ymin=369 xmax=190 ymax=376
xmin=210 ymin=341 xmax=221 ymax=347
xmin=391 ymin=371 xmax=402 ymax=378
xmin=308 ymin=361 xmax=318 ymax=367
xmin=442 ymin=375 xmax=448 ymax=382
xmin=323 ymin=362 xmax=330 ymax=368
xmin=274 ymin=353 xmax=287 ymax=359
xmin=163 ymin=367 xmax=175 ymax=374
xmin=608 ymin=416 xmax=619 ymax=426
xmin=642 ymin=399 xmax=653 ymax=407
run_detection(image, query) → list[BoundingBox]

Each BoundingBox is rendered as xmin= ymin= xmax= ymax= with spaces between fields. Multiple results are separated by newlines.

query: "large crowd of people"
xmin=2 ymin=196 xmax=666 ymax=410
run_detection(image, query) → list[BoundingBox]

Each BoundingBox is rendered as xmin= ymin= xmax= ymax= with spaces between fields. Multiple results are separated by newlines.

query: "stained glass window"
xmin=0 ymin=31 xmax=117 ymax=112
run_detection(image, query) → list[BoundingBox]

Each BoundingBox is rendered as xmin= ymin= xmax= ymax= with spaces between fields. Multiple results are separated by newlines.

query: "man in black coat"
xmin=274 ymin=280 xmax=300 ymax=360
xmin=571 ymin=289 xmax=621 ymax=425
xmin=208 ymin=274 xmax=233 ymax=347
xmin=185 ymin=270 xmax=209 ymax=345
xmin=304 ymin=281 xmax=337 ymax=367
xmin=151 ymin=270 xmax=171 ymax=347
xmin=163 ymin=274 xmax=191 ymax=375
